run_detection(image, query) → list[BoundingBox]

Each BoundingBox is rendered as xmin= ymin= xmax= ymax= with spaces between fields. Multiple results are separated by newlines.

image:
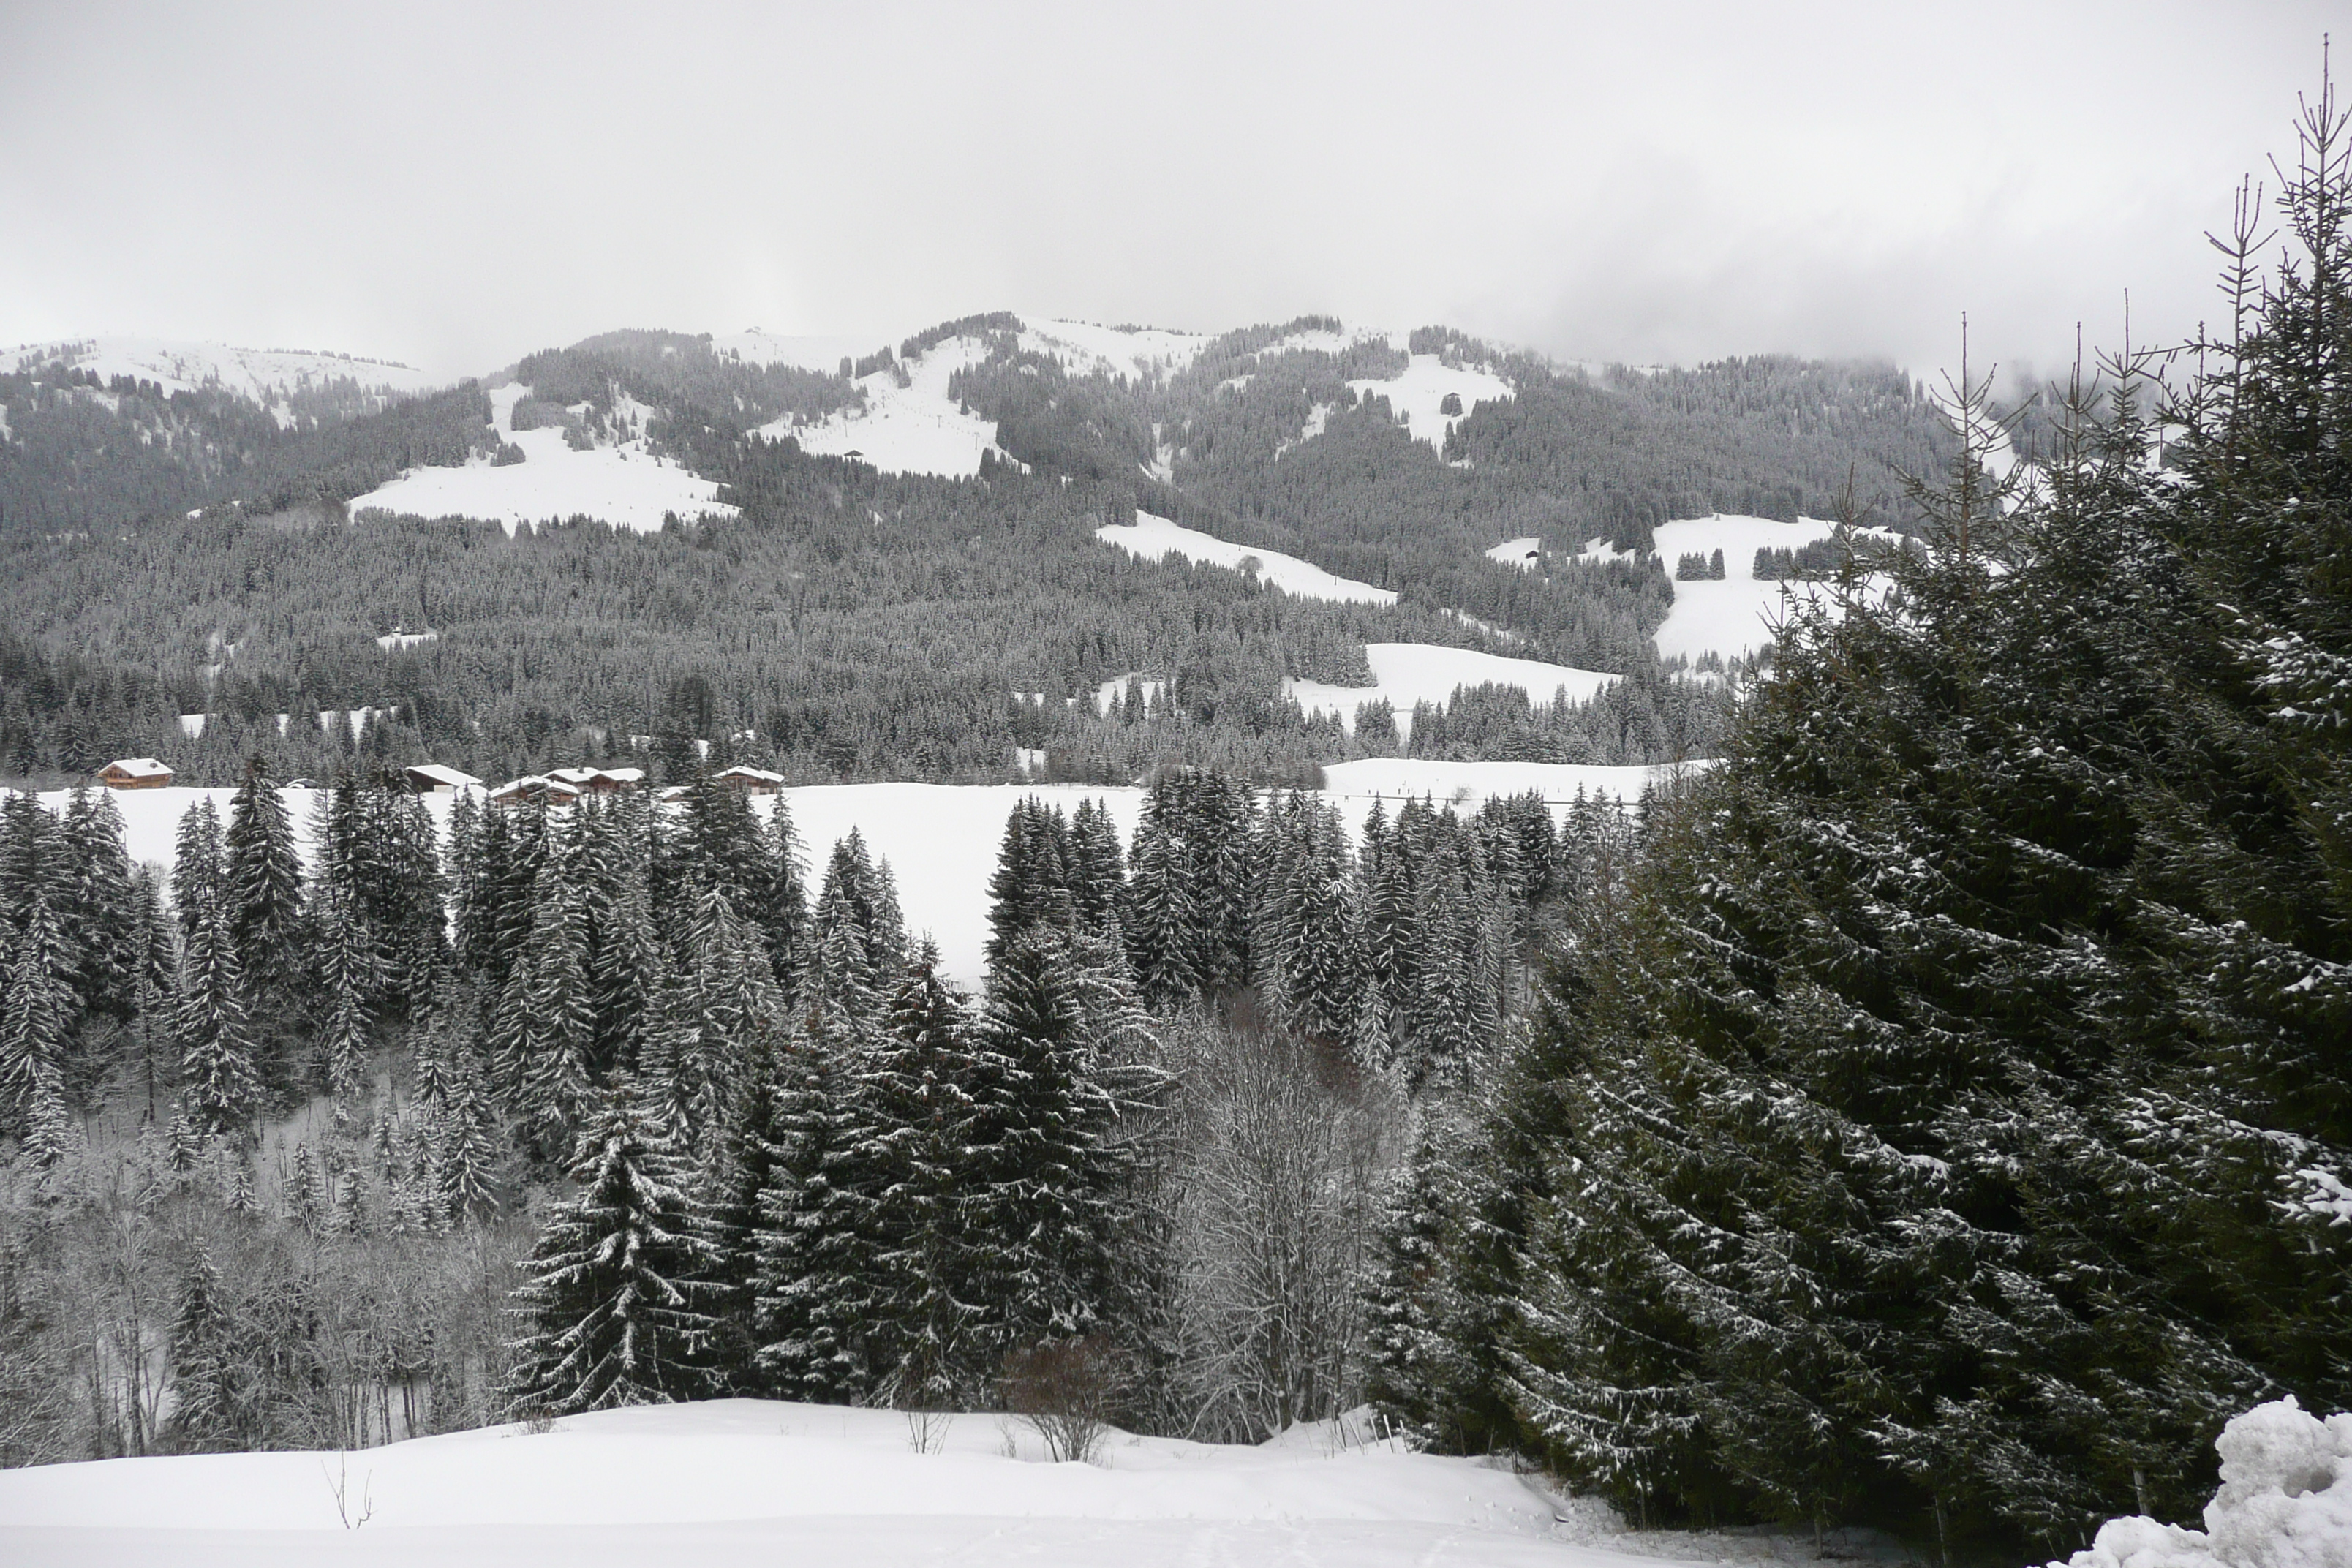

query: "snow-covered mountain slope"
xmin=1019 ymin=319 xmax=1210 ymax=381
xmin=1285 ymin=644 xmax=1616 ymax=739
xmin=344 ymin=383 xmax=736 ymax=535
xmin=0 ymin=1397 xmax=1723 ymax=1568
xmin=757 ymin=334 xmax=1002 ymax=478
xmin=708 ymin=328 xmax=881 ymax=373
xmin=10 ymin=336 xmax=440 ymax=407
xmin=1349 ymin=353 xmax=1514 ymax=454
xmin=1096 ymin=510 xmax=1396 ymax=605
xmin=1575 ymin=513 xmax=1898 ymax=666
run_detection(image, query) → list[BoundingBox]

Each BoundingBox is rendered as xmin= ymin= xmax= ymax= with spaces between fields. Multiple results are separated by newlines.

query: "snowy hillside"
xmin=1350 ymin=353 xmax=1514 ymax=454
xmin=0 ymin=1397 xmax=1715 ymax=1568
xmin=1020 ymin=319 xmax=1210 ymax=381
xmin=758 ymin=334 xmax=1003 ymax=478
xmin=345 ymin=383 xmax=736 ymax=535
xmin=1097 ymin=510 xmax=1396 ymax=604
xmin=9 ymin=336 xmax=442 ymax=410
xmin=1284 ymin=644 xmax=1616 ymax=739
xmin=1574 ymin=514 xmax=1898 ymax=666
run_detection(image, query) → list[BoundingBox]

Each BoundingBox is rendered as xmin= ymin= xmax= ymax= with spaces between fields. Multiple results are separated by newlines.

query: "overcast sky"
xmin=0 ymin=1 xmax=2334 ymax=385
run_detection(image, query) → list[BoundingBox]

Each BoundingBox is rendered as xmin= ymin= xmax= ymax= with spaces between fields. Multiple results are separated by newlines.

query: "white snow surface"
xmin=0 ymin=1398 xmax=1705 ymax=1568
xmin=10 ymin=336 xmax=441 ymax=406
xmin=709 ymin=329 xmax=878 ymax=373
xmin=1490 ymin=536 xmax=1543 ymax=569
xmin=345 ymin=383 xmax=736 ymax=535
xmin=759 ymin=336 xmax=1000 ymax=478
xmin=1318 ymin=758 xmax=1692 ymax=839
xmin=1575 ymin=514 xmax=1896 ymax=666
xmin=1021 ymin=319 xmax=1210 ymax=382
xmin=2052 ymin=1398 xmax=2352 ymax=1568
xmin=1349 ymin=353 xmax=1514 ymax=453
xmin=1097 ymin=510 xmax=1395 ymax=606
xmin=1284 ymin=643 xmax=1616 ymax=740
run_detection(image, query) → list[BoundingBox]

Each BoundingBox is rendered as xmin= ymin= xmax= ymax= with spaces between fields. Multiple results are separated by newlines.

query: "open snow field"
xmin=1350 ymin=353 xmax=1514 ymax=453
xmin=1574 ymin=515 xmax=1896 ymax=666
xmin=759 ymin=336 xmax=1001 ymax=478
xmin=345 ymin=384 xmax=736 ymax=535
xmin=0 ymin=1398 xmax=1716 ymax=1568
xmin=1020 ymin=319 xmax=1210 ymax=382
xmin=34 ymin=764 xmax=1672 ymax=988
xmin=10 ymin=336 xmax=442 ymax=409
xmin=1097 ymin=510 xmax=1396 ymax=605
xmin=1284 ymin=644 xmax=1616 ymax=740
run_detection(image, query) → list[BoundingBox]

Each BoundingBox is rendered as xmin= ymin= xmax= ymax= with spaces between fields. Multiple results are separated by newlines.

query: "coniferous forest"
xmin=0 ymin=65 xmax=2348 ymax=1568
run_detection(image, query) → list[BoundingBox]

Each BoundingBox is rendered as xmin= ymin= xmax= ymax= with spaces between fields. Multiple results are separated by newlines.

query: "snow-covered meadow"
xmin=758 ymin=335 xmax=1003 ymax=478
xmin=1572 ymin=514 xmax=1899 ymax=666
xmin=0 ymin=1398 xmax=1673 ymax=1568
xmin=36 ymin=763 xmax=1674 ymax=990
xmin=346 ymin=384 xmax=736 ymax=535
xmin=1284 ymin=644 xmax=1616 ymax=740
xmin=1096 ymin=510 xmax=1396 ymax=604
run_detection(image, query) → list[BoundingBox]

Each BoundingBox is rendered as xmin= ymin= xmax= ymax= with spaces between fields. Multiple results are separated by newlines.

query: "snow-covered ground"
xmin=1021 ymin=319 xmax=1209 ymax=382
xmin=758 ymin=336 xmax=1001 ymax=478
xmin=1489 ymin=536 xmax=1543 ymax=570
xmin=1284 ymin=644 xmax=1616 ymax=740
xmin=1349 ymin=353 xmax=1514 ymax=454
xmin=1096 ymin=510 xmax=1395 ymax=605
xmin=0 ymin=1398 xmax=1707 ymax=1568
xmin=1573 ymin=515 xmax=1896 ymax=666
xmin=346 ymin=384 xmax=736 ymax=535
xmin=31 ymin=764 xmax=1670 ymax=988
xmin=2054 ymin=1398 xmax=2352 ymax=1568
xmin=709 ymin=329 xmax=881 ymax=374
xmin=10 ymin=336 xmax=442 ymax=410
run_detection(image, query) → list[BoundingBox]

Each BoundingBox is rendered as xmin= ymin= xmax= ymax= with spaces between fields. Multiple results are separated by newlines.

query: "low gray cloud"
xmin=1 ymin=0 xmax=2332 ymax=384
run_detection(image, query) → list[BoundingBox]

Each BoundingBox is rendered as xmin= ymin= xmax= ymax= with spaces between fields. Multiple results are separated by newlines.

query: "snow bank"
xmin=1348 ymin=353 xmax=1513 ymax=455
xmin=0 ymin=1396 xmax=1624 ymax=1568
xmin=2053 ymin=1399 xmax=2352 ymax=1568
xmin=759 ymin=335 xmax=1000 ymax=478
xmin=1284 ymin=642 xmax=1615 ymax=741
xmin=1096 ymin=510 xmax=1395 ymax=606
xmin=347 ymin=382 xmax=736 ymax=535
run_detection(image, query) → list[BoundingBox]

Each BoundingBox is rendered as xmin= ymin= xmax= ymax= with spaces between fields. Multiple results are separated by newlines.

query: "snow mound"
xmin=347 ymin=383 xmax=736 ymax=536
xmin=1348 ymin=353 xmax=1513 ymax=454
xmin=758 ymin=334 xmax=1003 ymax=478
xmin=0 ymin=1396 xmax=1624 ymax=1568
xmin=1574 ymin=513 xmax=1898 ymax=666
xmin=1284 ymin=643 xmax=1615 ymax=741
xmin=2053 ymin=1399 xmax=2352 ymax=1568
xmin=1096 ymin=510 xmax=1395 ymax=606
xmin=10 ymin=336 xmax=442 ymax=407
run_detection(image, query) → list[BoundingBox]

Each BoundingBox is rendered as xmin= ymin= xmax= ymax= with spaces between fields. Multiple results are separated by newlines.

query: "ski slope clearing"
xmin=759 ymin=336 xmax=1001 ymax=478
xmin=1021 ymin=319 xmax=1210 ymax=382
xmin=709 ymin=329 xmax=878 ymax=374
xmin=0 ymin=1398 xmax=1722 ymax=1568
xmin=1574 ymin=514 xmax=1897 ymax=666
xmin=1096 ymin=510 xmax=1396 ymax=605
xmin=1490 ymin=536 xmax=1543 ymax=570
xmin=1284 ymin=644 xmax=1616 ymax=740
xmin=1350 ymin=353 xmax=1514 ymax=454
xmin=10 ymin=336 xmax=441 ymax=408
xmin=346 ymin=385 xmax=736 ymax=536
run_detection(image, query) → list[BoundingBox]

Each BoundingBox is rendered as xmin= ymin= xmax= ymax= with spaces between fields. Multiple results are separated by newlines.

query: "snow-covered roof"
xmin=405 ymin=763 xmax=483 ymax=788
xmin=715 ymin=765 xmax=787 ymax=785
xmin=102 ymin=758 xmax=171 ymax=778
xmin=547 ymin=765 xmax=646 ymax=788
xmin=489 ymin=774 xmax=578 ymax=802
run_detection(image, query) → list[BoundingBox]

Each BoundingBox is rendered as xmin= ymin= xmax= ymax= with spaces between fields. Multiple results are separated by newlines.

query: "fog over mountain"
xmin=1 ymin=1 xmax=2333 ymax=380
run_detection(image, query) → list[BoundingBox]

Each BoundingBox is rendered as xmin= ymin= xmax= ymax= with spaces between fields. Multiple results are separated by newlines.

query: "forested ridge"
xmin=0 ymin=306 xmax=1951 ymax=789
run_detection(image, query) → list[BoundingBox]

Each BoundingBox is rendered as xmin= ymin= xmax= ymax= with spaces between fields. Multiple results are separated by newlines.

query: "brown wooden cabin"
xmin=99 ymin=758 xmax=173 ymax=790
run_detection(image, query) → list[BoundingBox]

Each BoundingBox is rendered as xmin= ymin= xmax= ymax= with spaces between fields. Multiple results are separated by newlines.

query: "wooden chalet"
xmin=98 ymin=758 xmax=173 ymax=790
xmin=548 ymin=766 xmax=644 ymax=795
xmin=486 ymin=775 xmax=580 ymax=809
xmin=404 ymin=763 xmax=483 ymax=794
xmin=712 ymin=765 xmax=786 ymax=794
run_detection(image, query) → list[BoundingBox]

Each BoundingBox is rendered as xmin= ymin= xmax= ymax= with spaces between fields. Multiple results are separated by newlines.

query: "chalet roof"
xmin=547 ymin=765 xmax=647 ymax=787
xmin=405 ymin=763 xmax=483 ymax=788
xmin=102 ymin=758 xmax=172 ymax=778
xmin=489 ymin=774 xmax=578 ymax=801
xmin=714 ymin=765 xmax=787 ymax=784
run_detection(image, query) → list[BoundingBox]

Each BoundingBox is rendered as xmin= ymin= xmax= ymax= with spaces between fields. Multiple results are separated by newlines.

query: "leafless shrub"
xmin=999 ymin=1336 xmax=1124 ymax=1465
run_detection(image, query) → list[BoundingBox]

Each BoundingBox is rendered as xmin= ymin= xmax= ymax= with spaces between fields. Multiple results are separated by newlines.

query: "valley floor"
xmin=0 ymin=1398 xmax=1768 ymax=1568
